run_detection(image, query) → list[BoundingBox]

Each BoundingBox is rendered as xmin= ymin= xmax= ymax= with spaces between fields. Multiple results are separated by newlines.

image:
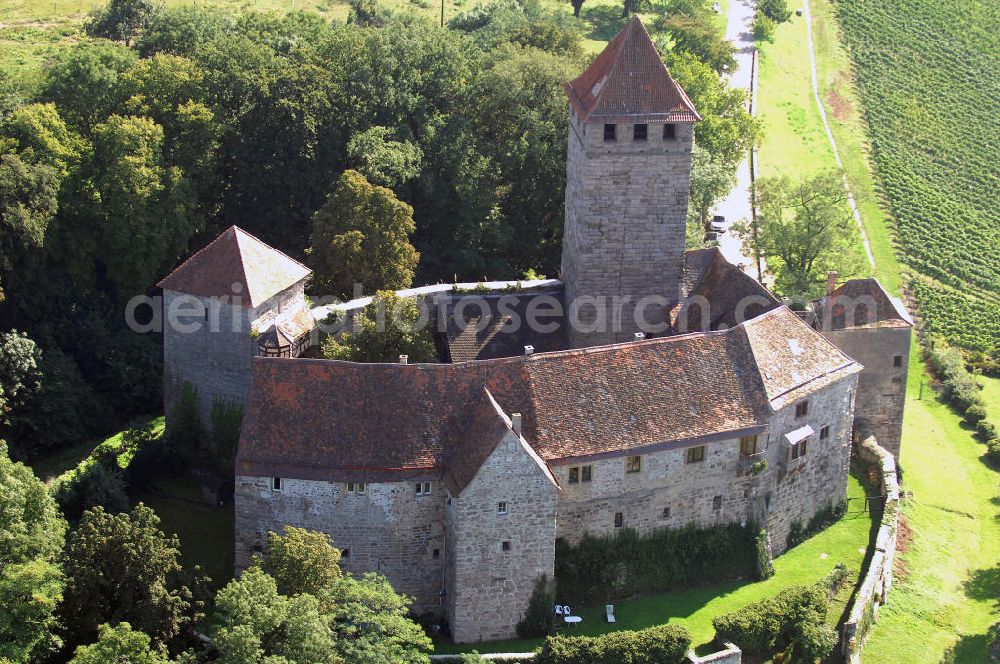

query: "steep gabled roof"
xmin=445 ymin=389 xmax=517 ymax=494
xmin=811 ymin=279 xmax=913 ymax=330
xmin=565 ymin=16 xmax=700 ymax=123
xmin=157 ymin=226 xmax=311 ymax=308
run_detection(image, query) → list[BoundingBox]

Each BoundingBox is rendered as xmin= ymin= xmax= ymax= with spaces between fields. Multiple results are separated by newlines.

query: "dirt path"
xmin=801 ymin=0 xmax=876 ymax=270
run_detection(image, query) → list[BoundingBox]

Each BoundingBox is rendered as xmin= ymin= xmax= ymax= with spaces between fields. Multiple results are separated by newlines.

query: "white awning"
xmin=784 ymin=425 xmax=814 ymax=446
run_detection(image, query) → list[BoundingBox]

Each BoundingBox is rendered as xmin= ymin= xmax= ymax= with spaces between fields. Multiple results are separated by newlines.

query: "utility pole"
xmin=440 ymin=0 xmax=444 ymax=27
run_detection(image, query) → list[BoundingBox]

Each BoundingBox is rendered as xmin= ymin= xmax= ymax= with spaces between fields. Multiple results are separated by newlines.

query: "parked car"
xmin=710 ymin=215 xmax=726 ymax=233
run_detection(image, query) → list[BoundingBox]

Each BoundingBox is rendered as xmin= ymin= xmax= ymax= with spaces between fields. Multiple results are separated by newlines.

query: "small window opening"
xmin=614 ymin=512 xmax=624 ymax=528
xmin=497 ymin=501 xmax=508 ymax=515
xmin=893 ymin=355 xmax=903 ymax=367
xmin=663 ymin=123 xmax=676 ymax=140
xmin=713 ymin=495 xmax=722 ymax=510
xmin=271 ymin=477 xmax=282 ymax=491
xmin=604 ymin=124 xmax=616 ymax=141
xmin=795 ymin=401 xmax=809 ymax=418
xmin=633 ymin=124 xmax=647 ymax=141
xmin=501 ymin=541 xmax=512 ymax=552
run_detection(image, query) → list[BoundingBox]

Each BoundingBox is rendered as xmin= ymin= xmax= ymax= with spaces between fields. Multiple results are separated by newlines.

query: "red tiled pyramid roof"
xmin=157 ymin=226 xmax=311 ymax=308
xmin=565 ymin=16 xmax=700 ymax=123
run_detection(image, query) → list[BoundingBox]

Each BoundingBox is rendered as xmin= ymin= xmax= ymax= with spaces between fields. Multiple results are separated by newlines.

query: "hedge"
xmin=712 ymin=565 xmax=846 ymax=659
xmin=535 ymin=624 xmax=691 ymax=664
xmin=927 ymin=344 xmax=999 ymax=445
xmin=554 ymin=523 xmax=758 ymax=605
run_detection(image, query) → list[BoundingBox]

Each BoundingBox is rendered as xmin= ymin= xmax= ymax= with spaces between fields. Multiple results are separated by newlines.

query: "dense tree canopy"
xmin=69 ymin=622 xmax=170 ymax=664
xmin=321 ymin=291 xmax=437 ymax=363
xmin=58 ymin=504 xmax=197 ymax=651
xmin=0 ymin=441 xmax=67 ymax=662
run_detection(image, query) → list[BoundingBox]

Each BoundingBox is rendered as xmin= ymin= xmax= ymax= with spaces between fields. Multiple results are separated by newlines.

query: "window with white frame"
xmin=271 ymin=477 xmax=282 ymax=491
xmin=347 ymin=482 xmax=367 ymax=494
xmin=415 ymin=482 xmax=432 ymax=496
xmin=497 ymin=501 xmax=508 ymax=515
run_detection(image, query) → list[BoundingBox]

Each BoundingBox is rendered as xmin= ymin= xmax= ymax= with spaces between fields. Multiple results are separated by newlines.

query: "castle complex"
xmin=159 ymin=17 xmax=911 ymax=644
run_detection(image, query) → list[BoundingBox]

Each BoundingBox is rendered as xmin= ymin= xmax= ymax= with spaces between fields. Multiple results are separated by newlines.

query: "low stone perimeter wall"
xmin=842 ymin=434 xmax=900 ymax=663
xmin=430 ymin=654 xmax=535 ymax=663
xmin=687 ymin=641 xmax=742 ymax=664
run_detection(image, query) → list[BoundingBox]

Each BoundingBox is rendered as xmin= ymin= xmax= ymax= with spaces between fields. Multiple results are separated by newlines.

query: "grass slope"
xmin=862 ymin=350 xmax=1000 ymax=663
xmin=435 ymin=474 xmax=870 ymax=654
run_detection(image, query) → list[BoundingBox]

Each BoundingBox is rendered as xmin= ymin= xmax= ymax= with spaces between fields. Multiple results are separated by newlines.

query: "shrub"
xmin=516 ymin=574 xmax=555 ymax=638
xmin=987 ymin=621 xmax=1000 ymax=663
xmin=964 ymin=403 xmax=988 ymax=426
xmin=713 ymin=579 xmax=833 ymax=657
xmin=209 ymin=398 xmax=243 ymax=473
xmin=755 ymin=529 xmax=774 ymax=580
xmin=536 ymin=624 xmax=691 ymax=664
xmin=986 ymin=439 xmax=1000 ymax=466
xmin=53 ymin=459 xmax=130 ymax=523
xmin=759 ymin=0 xmax=792 ymax=23
xmin=752 ymin=14 xmax=776 ymax=43
xmin=976 ymin=419 xmax=998 ymax=443
xmin=555 ymin=523 xmax=758 ymax=605
xmin=169 ymin=382 xmax=202 ymax=457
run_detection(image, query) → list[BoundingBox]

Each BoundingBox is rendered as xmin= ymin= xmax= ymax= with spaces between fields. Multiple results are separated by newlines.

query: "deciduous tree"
xmin=307 ymin=170 xmax=419 ymax=299
xmin=86 ymin=0 xmax=158 ymax=47
xmin=0 ymin=441 xmax=67 ymax=662
xmin=321 ymin=291 xmax=436 ymax=364
xmin=263 ymin=526 xmax=342 ymax=597
xmin=69 ymin=622 xmax=169 ymax=664
xmin=688 ymin=145 xmax=736 ymax=234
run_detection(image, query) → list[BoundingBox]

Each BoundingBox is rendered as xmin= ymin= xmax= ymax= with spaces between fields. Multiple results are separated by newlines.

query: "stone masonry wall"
xmin=553 ymin=373 xmax=859 ymax=557
xmin=765 ymin=375 xmax=859 ymax=554
xmin=163 ymin=290 xmax=254 ymax=427
xmin=822 ymin=326 xmax=910 ymax=458
xmin=163 ymin=281 xmax=310 ymax=427
xmin=447 ymin=430 xmax=558 ymax=644
xmin=234 ymin=476 xmax=448 ymax=616
xmin=562 ymin=109 xmax=694 ymax=347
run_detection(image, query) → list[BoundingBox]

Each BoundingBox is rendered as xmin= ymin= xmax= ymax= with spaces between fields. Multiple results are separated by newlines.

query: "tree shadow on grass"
xmin=940 ymin=631 xmax=989 ymax=664
xmin=962 ymin=564 xmax=1000 ymax=608
xmin=581 ymin=3 xmax=627 ymax=42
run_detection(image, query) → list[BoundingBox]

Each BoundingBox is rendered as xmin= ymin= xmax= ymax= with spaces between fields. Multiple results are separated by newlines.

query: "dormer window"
xmin=633 ymin=124 xmax=647 ymax=141
xmin=663 ymin=123 xmax=676 ymax=140
xmin=604 ymin=124 xmax=616 ymax=141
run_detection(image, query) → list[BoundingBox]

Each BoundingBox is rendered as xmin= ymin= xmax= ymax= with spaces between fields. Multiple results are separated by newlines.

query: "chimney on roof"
xmin=399 ymin=354 xmax=408 ymax=364
xmin=511 ymin=413 xmax=522 ymax=436
xmin=826 ymin=271 xmax=838 ymax=297
xmin=634 ymin=332 xmax=646 ymax=340
xmin=524 ymin=345 xmax=534 ymax=356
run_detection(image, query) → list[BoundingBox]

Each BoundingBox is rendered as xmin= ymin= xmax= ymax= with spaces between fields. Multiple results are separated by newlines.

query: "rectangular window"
xmin=604 ymin=124 xmax=616 ymax=141
xmin=633 ymin=124 xmax=648 ymax=141
xmin=663 ymin=123 xmax=676 ymax=140
xmin=501 ymin=541 xmax=511 ymax=552
xmin=739 ymin=435 xmax=759 ymax=456
xmin=432 ymin=548 xmax=440 ymax=559
xmin=795 ymin=401 xmax=809 ymax=418
xmin=791 ymin=439 xmax=809 ymax=460
xmin=497 ymin=501 xmax=508 ymax=515
xmin=686 ymin=446 xmax=706 ymax=464
xmin=820 ymin=426 xmax=830 ymax=440
xmin=341 ymin=548 xmax=350 ymax=559
xmin=415 ymin=482 xmax=432 ymax=496
xmin=893 ymin=355 xmax=903 ymax=367
xmin=713 ymin=495 xmax=722 ymax=510
xmin=661 ymin=506 xmax=670 ymax=519
xmin=568 ymin=467 xmax=579 ymax=484
xmin=614 ymin=512 xmax=623 ymax=528
xmin=347 ymin=482 xmax=366 ymax=494
xmin=271 ymin=477 xmax=282 ymax=491
xmin=625 ymin=455 xmax=642 ymax=474
xmin=581 ymin=465 xmax=592 ymax=482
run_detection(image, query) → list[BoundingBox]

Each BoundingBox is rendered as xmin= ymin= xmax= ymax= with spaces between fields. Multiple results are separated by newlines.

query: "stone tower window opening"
xmin=501 ymin=541 xmax=512 ymax=552
xmin=633 ymin=124 xmax=648 ymax=141
xmin=661 ymin=506 xmax=670 ymax=519
xmin=712 ymin=495 xmax=722 ymax=510
xmin=893 ymin=355 xmax=903 ymax=367
xmin=603 ymin=124 xmax=616 ymax=141
xmin=613 ymin=512 xmax=624 ymax=528
xmin=663 ymin=123 xmax=676 ymax=140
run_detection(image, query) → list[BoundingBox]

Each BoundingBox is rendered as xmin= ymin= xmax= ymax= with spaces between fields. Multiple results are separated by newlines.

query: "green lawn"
xmin=981 ymin=376 xmax=1000 ymax=425
xmin=29 ymin=415 xmax=165 ymax=482
xmin=133 ymin=474 xmax=236 ymax=587
xmin=861 ymin=346 xmax=1000 ymax=663
xmin=435 ymin=474 xmax=871 ymax=654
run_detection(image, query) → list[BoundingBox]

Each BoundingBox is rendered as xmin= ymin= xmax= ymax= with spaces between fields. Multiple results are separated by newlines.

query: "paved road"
xmin=713 ymin=0 xmax=761 ymax=278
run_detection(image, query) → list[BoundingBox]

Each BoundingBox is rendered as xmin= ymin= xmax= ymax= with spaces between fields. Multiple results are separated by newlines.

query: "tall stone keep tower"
xmin=562 ymin=16 xmax=700 ymax=347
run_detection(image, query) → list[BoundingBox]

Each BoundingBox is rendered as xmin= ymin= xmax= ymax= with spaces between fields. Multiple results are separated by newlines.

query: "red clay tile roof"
xmin=237 ymin=306 xmax=859 ymax=481
xmin=811 ymin=279 xmax=913 ymax=330
xmin=676 ymin=248 xmax=780 ymax=332
xmin=565 ymin=16 xmax=700 ymax=124
xmin=157 ymin=226 xmax=311 ymax=308
xmin=742 ymin=307 xmax=860 ymax=403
